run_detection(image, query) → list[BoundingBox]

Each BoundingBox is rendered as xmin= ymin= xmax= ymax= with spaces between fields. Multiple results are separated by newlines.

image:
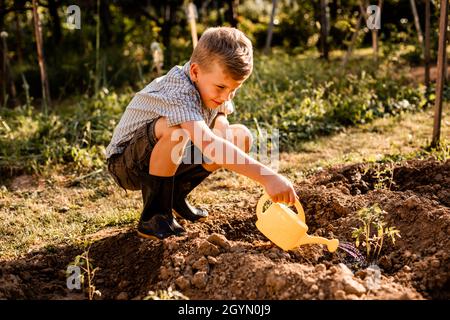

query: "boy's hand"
xmin=263 ymin=173 xmax=298 ymax=206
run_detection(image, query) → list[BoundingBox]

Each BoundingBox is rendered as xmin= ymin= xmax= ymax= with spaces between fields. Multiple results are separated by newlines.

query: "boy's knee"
xmin=155 ymin=117 xmax=187 ymax=142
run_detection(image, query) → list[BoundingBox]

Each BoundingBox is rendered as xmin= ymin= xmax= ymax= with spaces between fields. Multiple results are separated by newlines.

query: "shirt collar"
xmin=182 ymin=60 xmax=193 ymax=84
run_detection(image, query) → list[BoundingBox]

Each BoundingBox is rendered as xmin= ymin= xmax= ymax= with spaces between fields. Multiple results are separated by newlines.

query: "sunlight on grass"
xmin=0 ymin=182 xmax=141 ymax=259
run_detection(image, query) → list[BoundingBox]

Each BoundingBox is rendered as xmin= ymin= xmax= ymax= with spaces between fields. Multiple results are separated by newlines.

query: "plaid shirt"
xmin=105 ymin=61 xmax=234 ymax=159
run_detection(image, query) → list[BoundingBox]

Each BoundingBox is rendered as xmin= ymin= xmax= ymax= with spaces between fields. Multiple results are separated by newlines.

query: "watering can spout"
xmin=296 ymin=235 xmax=339 ymax=253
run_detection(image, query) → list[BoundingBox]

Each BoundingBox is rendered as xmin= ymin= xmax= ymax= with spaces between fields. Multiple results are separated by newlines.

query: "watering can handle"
xmin=256 ymin=192 xmax=306 ymax=222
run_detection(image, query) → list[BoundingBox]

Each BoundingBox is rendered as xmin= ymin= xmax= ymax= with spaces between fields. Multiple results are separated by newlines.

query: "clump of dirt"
xmin=0 ymin=159 xmax=448 ymax=300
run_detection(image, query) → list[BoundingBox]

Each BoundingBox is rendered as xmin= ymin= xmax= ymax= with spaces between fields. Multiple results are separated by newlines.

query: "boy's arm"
xmin=211 ymin=112 xmax=229 ymax=131
xmin=180 ymin=120 xmax=297 ymax=204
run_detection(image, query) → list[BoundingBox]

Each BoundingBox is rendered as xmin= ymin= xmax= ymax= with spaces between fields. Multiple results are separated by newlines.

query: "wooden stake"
xmin=424 ymin=0 xmax=430 ymax=89
xmin=320 ymin=0 xmax=329 ymax=60
xmin=432 ymin=0 xmax=448 ymax=147
xmin=187 ymin=2 xmax=198 ymax=49
xmin=264 ymin=0 xmax=278 ymax=55
xmin=95 ymin=0 xmax=101 ymax=96
xmin=410 ymin=0 xmax=425 ymax=57
xmin=32 ymin=0 xmax=51 ymax=111
xmin=359 ymin=0 xmax=382 ymax=62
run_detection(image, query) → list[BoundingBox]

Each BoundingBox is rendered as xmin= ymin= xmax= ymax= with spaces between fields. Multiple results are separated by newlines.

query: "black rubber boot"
xmin=173 ymin=164 xmax=212 ymax=222
xmin=137 ymin=174 xmax=185 ymax=240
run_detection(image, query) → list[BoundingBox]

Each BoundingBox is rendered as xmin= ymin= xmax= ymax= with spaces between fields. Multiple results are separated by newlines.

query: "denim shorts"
xmin=107 ymin=117 xmax=207 ymax=191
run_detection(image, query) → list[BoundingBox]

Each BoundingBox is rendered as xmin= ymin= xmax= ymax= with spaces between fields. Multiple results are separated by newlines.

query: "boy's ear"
xmin=190 ymin=63 xmax=200 ymax=82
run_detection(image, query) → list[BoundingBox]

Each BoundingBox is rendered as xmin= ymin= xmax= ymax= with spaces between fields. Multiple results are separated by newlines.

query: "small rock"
xmin=118 ymin=280 xmax=130 ymax=290
xmin=303 ymin=293 xmax=313 ymax=299
xmin=403 ymin=250 xmax=412 ymax=258
xmin=404 ymin=196 xmax=420 ymax=209
xmin=164 ymin=240 xmax=180 ymax=251
xmin=430 ymin=259 xmax=440 ymax=268
xmin=303 ymin=277 xmax=315 ymax=287
xmin=267 ymin=252 xmax=278 ymax=260
xmin=20 ymin=271 xmax=32 ymax=281
xmin=207 ymin=233 xmax=231 ymax=251
xmin=318 ymin=290 xmax=325 ymax=300
xmin=266 ymin=271 xmax=286 ymax=291
xmin=310 ymin=284 xmax=319 ymax=293
xmin=198 ymin=240 xmax=220 ymax=257
xmin=172 ymin=255 xmax=185 ymax=268
xmin=402 ymin=265 xmax=411 ymax=272
xmin=315 ymin=264 xmax=326 ymax=273
xmin=329 ymin=266 xmax=339 ymax=274
xmin=159 ymin=266 xmax=170 ymax=280
xmin=175 ymin=276 xmax=190 ymax=290
xmin=192 ymin=271 xmax=208 ymax=289
xmin=343 ymin=276 xmax=366 ymax=296
xmin=183 ymin=265 xmax=193 ymax=277
xmin=207 ymin=256 xmax=218 ymax=265
xmin=334 ymin=290 xmax=346 ymax=299
xmin=192 ymin=257 xmax=210 ymax=272
xmin=338 ymin=263 xmax=354 ymax=277
xmin=57 ymin=206 xmax=70 ymax=213
xmin=281 ymin=252 xmax=291 ymax=259
xmin=188 ymin=231 xmax=200 ymax=239
xmin=116 ymin=292 xmax=128 ymax=300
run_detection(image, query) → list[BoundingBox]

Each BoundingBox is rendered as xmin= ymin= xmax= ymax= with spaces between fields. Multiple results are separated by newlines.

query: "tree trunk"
xmin=214 ymin=0 xmax=223 ymax=26
xmin=48 ymin=0 xmax=61 ymax=44
xmin=225 ymin=0 xmax=239 ymax=27
xmin=342 ymin=15 xmax=362 ymax=66
xmin=359 ymin=0 xmax=382 ymax=62
xmin=432 ymin=0 xmax=448 ymax=147
xmin=95 ymin=0 xmax=101 ymax=96
xmin=32 ymin=0 xmax=51 ymax=111
xmin=264 ymin=0 xmax=278 ymax=55
xmin=410 ymin=0 xmax=425 ymax=57
xmin=425 ymin=0 xmax=430 ymax=89
xmin=14 ymin=11 xmax=24 ymax=65
xmin=162 ymin=1 xmax=174 ymax=67
xmin=100 ymin=0 xmax=112 ymax=46
xmin=320 ymin=0 xmax=329 ymax=60
xmin=1 ymin=33 xmax=17 ymax=106
xmin=199 ymin=0 xmax=211 ymax=24
xmin=0 ymin=0 xmax=5 ymax=106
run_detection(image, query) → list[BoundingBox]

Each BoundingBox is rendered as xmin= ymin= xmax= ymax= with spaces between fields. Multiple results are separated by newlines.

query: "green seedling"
xmin=69 ymin=248 xmax=101 ymax=300
xmin=351 ymin=204 xmax=401 ymax=262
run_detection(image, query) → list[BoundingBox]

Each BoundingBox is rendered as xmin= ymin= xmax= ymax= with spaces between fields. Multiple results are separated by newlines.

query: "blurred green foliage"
xmin=0 ymin=50 xmax=429 ymax=176
xmin=0 ymin=0 xmax=440 ymax=102
xmin=232 ymin=50 xmax=428 ymax=149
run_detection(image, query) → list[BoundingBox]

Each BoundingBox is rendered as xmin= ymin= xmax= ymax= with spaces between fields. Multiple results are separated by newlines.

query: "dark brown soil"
xmin=1 ymin=159 xmax=449 ymax=300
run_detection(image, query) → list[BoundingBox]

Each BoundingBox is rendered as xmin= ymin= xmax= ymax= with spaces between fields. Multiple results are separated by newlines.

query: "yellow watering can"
xmin=256 ymin=193 xmax=339 ymax=252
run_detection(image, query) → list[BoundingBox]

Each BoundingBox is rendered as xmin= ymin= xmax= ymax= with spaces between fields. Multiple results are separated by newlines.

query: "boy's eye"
xmin=217 ymin=85 xmax=225 ymax=89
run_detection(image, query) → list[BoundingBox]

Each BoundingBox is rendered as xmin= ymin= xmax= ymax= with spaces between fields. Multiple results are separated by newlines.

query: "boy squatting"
xmin=106 ymin=27 xmax=298 ymax=240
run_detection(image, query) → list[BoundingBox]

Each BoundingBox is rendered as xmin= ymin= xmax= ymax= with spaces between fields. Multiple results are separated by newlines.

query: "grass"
xmin=0 ymin=48 xmax=428 ymax=178
xmin=0 ymin=46 xmax=448 ymax=260
xmin=277 ymin=106 xmax=449 ymax=181
xmin=1 ymin=104 xmax=447 ymax=260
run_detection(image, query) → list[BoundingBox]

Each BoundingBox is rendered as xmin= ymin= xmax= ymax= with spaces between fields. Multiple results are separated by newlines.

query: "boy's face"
xmin=190 ymin=60 xmax=247 ymax=110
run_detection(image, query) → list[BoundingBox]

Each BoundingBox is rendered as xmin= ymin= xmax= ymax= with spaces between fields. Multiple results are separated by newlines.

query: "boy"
xmin=106 ymin=27 xmax=298 ymax=240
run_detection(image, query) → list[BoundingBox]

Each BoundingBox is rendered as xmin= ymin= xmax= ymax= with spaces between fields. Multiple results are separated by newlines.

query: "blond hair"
xmin=190 ymin=27 xmax=253 ymax=80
